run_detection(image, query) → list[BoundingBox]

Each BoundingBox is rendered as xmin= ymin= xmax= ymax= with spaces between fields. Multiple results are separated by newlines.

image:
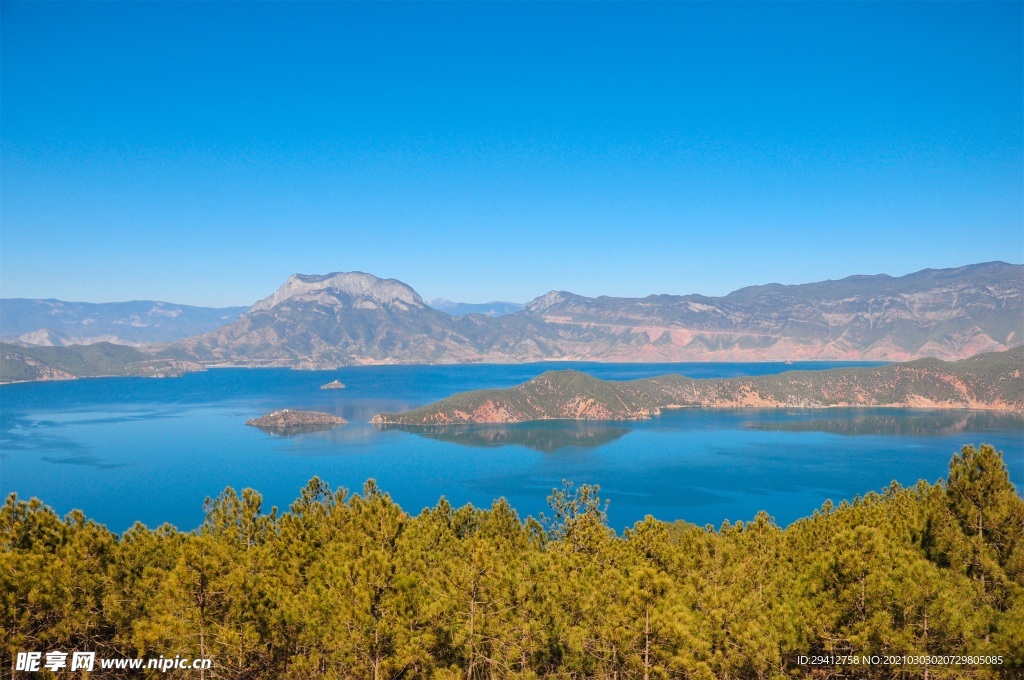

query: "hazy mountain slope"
xmin=0 ymin=342 xmax=204 ymax=382
xmin=0 ymin=299 xmax=247 ymax=346
xmin=371 ymin=346 xmax=1024 ymax=425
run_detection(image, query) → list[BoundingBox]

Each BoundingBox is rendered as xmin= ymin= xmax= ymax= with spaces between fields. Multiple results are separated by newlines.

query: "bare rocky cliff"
xmin=247 ymin=272 xmax=425 ymax=314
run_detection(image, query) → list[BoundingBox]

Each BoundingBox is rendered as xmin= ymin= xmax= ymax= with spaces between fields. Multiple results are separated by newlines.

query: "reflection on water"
xmin=378 ymin=422 xmax=630 ymax=452
xmin=249 ymin=423 xmax=344 ymax=437
xmin=373 ymin=410 xmax=1024 ymax=451
xmin=1 ymin=415 xmax=92 ymax=455
xmin=39 ymin=454 xmax=128 ymax=470
xmin=745 ymin=411 xmax=1024 ymax=436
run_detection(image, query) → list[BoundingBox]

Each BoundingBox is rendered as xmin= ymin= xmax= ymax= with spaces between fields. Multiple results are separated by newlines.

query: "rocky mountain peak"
xmin=247 ymin=272 xmax=425 ymax=313
xmin=524 ymin=291 xmax=574 ymax=315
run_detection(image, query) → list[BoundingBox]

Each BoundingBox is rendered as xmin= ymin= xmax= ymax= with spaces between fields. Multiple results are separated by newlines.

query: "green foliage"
xmin=2 ymin=447 xmax=1022 ymax=678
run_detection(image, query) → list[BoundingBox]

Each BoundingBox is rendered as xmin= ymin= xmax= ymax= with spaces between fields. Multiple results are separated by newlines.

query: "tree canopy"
xmin=3 ymin=444 xmax=1021 ymax=678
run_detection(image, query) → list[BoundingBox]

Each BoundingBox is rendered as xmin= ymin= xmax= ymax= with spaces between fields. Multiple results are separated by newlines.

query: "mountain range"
xmin=1 ymin=262 xmax=1021 ymax=381
xmin=169 ymin=262 xmax=1022 ymax=368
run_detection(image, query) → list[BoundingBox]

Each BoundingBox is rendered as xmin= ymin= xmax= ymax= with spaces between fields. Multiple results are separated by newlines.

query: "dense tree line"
xmin=3 ymin=444 xmax=1022 ymax=678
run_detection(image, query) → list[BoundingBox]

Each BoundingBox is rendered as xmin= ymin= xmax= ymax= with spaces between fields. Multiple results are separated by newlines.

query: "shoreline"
xmin=372 ymin=403 xmax=1024 ymax=427
xmin=1 ymin=357 xmax=894 ymax=386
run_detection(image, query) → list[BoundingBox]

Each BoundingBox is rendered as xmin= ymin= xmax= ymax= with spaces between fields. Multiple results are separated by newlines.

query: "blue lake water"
xmin=2 ymin=363 xmax=1022 ymax=533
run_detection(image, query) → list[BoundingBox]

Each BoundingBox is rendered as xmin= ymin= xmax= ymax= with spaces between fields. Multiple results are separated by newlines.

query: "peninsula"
xmin=371 ymin=346 xmax=1024 ymax=425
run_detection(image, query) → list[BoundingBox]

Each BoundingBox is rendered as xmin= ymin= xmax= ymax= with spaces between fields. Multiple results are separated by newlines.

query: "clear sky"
xmin=2 ymin=2 xmax=1021 ymax=307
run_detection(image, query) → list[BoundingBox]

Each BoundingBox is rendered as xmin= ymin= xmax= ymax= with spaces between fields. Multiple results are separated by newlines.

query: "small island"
xmin=246 ymin=409 xmax=346 ymax=435
xmin=320 ymin=379 xmax=346 ymax=390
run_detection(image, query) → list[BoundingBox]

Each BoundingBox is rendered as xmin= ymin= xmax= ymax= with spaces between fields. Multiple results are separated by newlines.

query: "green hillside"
xmin=0 ymin=342 xmax=203 ymax=382
xmin=374 ymin=347 xmax=1024 ymax=425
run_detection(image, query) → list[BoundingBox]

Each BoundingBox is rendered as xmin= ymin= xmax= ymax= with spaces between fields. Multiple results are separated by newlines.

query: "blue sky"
xmin=2 ymin=2 xmax=1021 ymax=307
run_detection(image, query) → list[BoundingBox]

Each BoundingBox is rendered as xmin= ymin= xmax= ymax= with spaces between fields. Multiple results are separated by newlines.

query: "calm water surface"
xmin=2 ymin=363 xmax=1021 ymax=532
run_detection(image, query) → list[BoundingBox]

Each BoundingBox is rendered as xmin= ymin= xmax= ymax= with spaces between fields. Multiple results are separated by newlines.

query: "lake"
xmin=2 ymin=362 xmax=1021 ymax=533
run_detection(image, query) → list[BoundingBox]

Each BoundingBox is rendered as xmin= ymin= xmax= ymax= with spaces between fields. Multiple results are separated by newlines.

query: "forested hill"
xmin=0 ymin=342 xmax=204 ymax=382
xmin=2 ymin=445 xmax=1022 ymax=677
xmin=372 ymin=346 xmax=1024 ymax=425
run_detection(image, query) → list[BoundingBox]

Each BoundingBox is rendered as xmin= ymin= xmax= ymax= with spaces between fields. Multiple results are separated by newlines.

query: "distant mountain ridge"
xmin=372 ymin=346 xmax=1024 ymax=425
xmin=520 ymin=261 xmax=1022 ymax=362
xmin=0 ymin=299 xmax=247 ymax=346
xmin=2 ymin=262 xmax=1021 ymax=382
xmin=171 ymin=262 xmax=1023 ymax=368
xmin=427 ymin=299 xmax=524 ymax=317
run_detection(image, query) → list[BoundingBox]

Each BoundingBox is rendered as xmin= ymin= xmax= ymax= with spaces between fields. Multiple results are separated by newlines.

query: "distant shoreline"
xmin=0 ymin=357 xmax=894 ymax=385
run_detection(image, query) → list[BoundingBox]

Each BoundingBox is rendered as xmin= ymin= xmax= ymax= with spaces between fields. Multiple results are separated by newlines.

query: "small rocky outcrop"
xmin=320 ymin=379 xmax=345 ymax=390
xmin=246 ymin=409 xmax=346 ymax=435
